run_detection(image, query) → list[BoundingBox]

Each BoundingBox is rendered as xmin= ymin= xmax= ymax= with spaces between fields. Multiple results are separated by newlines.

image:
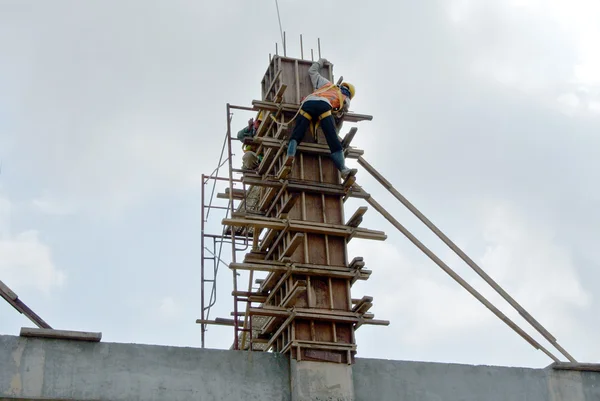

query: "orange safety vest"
xmin=311 ymin=83 xmax=345 ymax=110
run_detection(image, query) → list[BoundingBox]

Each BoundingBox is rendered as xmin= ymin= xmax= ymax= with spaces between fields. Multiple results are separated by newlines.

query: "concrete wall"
xmin=0 ymin=335 xmax=290 ymax=401
xmin=353 ymin=357 xmax=600 ymax=401
xmin=1 ymin=334 xmax=600 ymax=401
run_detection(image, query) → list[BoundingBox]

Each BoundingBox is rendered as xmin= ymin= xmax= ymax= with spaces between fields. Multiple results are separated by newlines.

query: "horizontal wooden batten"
xmin=252 ymin=100 xmax=373 ymax=123
xmin=241 ymin=176 xmax=370 ymax=199
xmin=222 ymin=217 xmax=386 ymax=241
xmin=254 ymin=137 xmax=364 ymax=159
xmin=229 ymin=262 xmax=371 ymax=281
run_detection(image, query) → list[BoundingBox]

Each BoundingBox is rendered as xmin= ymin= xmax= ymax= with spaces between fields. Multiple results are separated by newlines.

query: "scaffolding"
xmin=197 ymin=40 xmax=582 ymax=366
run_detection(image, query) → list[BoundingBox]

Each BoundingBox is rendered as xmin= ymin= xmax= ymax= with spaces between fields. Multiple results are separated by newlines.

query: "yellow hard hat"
xmin=341 ymin=82 xmax=355 ymax=99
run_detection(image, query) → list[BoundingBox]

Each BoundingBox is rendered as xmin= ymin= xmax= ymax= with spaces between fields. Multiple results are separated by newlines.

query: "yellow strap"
xmin=300 ymin=104 xmax=334 ymax=140
xmin=318 ymin=110 xmax=332 ymax=120
xmin=299 ymin=109 xmax=312 ymax=121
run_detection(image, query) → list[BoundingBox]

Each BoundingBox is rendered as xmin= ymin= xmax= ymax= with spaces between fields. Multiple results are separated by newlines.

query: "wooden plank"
xmin=304 ymin=348 xmax=342 ymax=363
xmin=262 ymin=182 xmax=288 ymax=213
xmin=551 ymin=363 xmax=600 ymax=372
xmin=354 ymin=302 xmax=373 ymax=315
xmin=352 ymin=296 xmax=374 ymax=313
xmin=346 ymin=206 xmax=368 ymax=228
xmin=255 ymin=111 xmax=272 ymax=137
xmin=263 ymin=143 xmax=286 ymax=177
xmin=341 ymin=127 xmax=358 ymax=148
xmin=1 ymin=281 xmax=52 ymax=329
xmin=265 ymin=225 xmax=290 ymax=260
xmin=257 ymin=147 xmax=276 ymax=175
xmin=232 ymin=262 xmax=370 ymax=281
xmin=349 ymin=257 xmax=365 ymax=270
xmin=264 ymin=271 xmax=292 ymax=306
xmin=20 ymin=327 xmax=101 ymax=342
xmin=231 ymin=291 xmax=268 ymax=303
xmin=222 ymin=217 xmax=386 ymax=241
xmin=280 ymin=339 xmax=357 ymax=355
xmin=266 ymin=312 xmax=297 ymax=350
xmin=279 ymin=233 xmax=305 ymax=260
xmin=252 ymin=99 xmax=373 ymax=123
xmin=195 ymin=318 xmax=244 ymax=327
xmin=274 ymin=84 xmax=288 ymax=103
xmin=242 ymin=176 xmax=370 ymax=199
xmin=277 ymin=193 xmax=300 ymax=219
xmin=281 ymin=281 xmax=307 ymax=308
xmin=259 ymin=228 xmax=280 ymax=253
xmin=264 ymin=69 xmax=283 ymax=100
xmin=356 ymin=318 xmax=390 ymax=328
xmin=232 ymin=260 xmax=370 ymax=274
xmin=295 ymin=340 xmax=357 ymax=351
xmin=0 ymin=279 xmax=17 ymax=301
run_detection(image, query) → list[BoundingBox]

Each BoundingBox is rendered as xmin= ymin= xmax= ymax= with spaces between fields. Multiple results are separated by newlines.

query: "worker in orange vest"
xmin=284 ymin=58 xmax=356 ymax=179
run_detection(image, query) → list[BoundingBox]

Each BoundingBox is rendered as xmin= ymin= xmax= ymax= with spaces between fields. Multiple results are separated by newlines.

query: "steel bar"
xmin=226 ymin=103 xmax=240 ymax=350
xmin=201 ymin=174 xmax=206 ymax=347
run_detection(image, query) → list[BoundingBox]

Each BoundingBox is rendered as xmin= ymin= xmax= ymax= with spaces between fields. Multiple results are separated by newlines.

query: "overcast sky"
xmin=1 ymin=0 xmax=600 ymax=369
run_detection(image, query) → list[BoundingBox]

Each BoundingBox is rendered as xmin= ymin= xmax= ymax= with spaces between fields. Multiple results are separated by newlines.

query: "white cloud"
xmin=0 ymin=194 xmax=65 ymax=294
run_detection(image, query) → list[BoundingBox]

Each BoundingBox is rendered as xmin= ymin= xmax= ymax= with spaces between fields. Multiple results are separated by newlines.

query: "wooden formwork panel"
xmin=261 ymin=56 xmax=334 ymax=104
xmin=257 ymin=107 xmax=355 ymax=362
xmin=235 ymin=57 xmax=383 ymax=363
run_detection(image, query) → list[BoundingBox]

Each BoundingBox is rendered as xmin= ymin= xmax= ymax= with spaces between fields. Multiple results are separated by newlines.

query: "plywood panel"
xmin=293 ymin=276 xmax=309 ymax=308
xmin=336 ymin=324 xmax=353 ymax=344
xmin=324 ymin=196 xmax=343 ymax=224
xmin=322 ymin=158 xmax=339 ymax=184
xmin=328 ymin=237 xmax=346 ymax=266
xmin=281 ymin=60 xmax=297 ymax=104
xmin=290 ymin=238 xmax=306 ymax=263
xmin=304 ymin=194 xmax=323 ymax=223
xmin=302 ymin=153 xmax=320 ymax=180
xmin=331 ymin=279 xmax=349 ymax=310
xmin=311 ymin=277 xmax=330 ymax=309
xmin=307 ymin=234 xmax=327 ymax=265
xmin=295 ymin=320 xmax=311 ymax=341
xmin=314 ymin=322 xmax=334 ymax=342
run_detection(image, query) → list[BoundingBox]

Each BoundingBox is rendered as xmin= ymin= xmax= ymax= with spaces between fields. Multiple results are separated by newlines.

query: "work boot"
xmin=341 ymin=167 xmax=357 ymax=180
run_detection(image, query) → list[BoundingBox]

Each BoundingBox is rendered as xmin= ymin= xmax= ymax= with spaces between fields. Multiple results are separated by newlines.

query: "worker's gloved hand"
xmin=318 ymin=58 xmax=330 ymax=66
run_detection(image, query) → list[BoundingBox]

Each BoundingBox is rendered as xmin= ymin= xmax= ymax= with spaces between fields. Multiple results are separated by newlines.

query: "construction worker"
xmin=237 ymin=112 xmax=264 ymax=170
xmin=284 ymin=58 xmax=357 ymax=179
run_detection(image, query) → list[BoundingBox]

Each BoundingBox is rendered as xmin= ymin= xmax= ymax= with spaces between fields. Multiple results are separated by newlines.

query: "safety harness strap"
xmin=299 ymin=109 xmax=334 ymax=140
